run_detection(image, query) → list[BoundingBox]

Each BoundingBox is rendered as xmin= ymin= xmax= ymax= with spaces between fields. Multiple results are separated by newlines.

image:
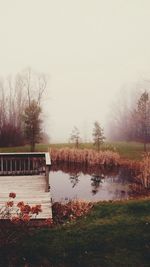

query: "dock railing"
xmin=0 ymin=152 xmax=51 ymax=191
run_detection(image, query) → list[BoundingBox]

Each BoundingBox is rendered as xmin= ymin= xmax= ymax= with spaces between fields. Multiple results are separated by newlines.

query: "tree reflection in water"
xmin=51 ymin=162 xmax=119 ymax=177
xmin=91 ymin=173 xmax=104 ymax=195
xmin=69 ymin=172 xmax=80 ymax=188
xmin=51 ymin=162 xmax=133 ymax=200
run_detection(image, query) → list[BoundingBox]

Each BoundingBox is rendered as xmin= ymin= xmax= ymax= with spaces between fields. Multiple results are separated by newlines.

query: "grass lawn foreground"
xmin=2 ymin=199 xmax=149 ymax=267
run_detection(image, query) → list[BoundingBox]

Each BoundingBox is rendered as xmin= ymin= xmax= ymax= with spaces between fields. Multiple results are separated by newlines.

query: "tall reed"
xmin=137 ymin=153 xmax=150 ymax=188
xmin=50 ymin=148 xmax=120 ymax=167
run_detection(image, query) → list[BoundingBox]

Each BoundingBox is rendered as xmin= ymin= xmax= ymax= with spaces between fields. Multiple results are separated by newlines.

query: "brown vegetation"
xmin=52 ymin=201 xmax=93 ymax=225
xmin=50 ymin=148 xmax=120 ymax=166
xmin=136 ymin=153 xmax=150 ymax=188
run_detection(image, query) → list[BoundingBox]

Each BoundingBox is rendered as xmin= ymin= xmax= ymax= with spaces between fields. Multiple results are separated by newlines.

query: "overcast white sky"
xmin=0 ymin=0 xmax=150 ymax=142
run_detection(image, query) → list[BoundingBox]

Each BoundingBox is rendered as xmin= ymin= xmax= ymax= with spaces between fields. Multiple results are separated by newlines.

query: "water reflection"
xmin=51 ymin=162 xmax=119 ymax=176
xmin=69 ymin=173 xmax=80 ymax=188
xmin=91 ymin=173 xmax=104 ymax=195
xmin=50 ymin=163 xmax=133 ymax=202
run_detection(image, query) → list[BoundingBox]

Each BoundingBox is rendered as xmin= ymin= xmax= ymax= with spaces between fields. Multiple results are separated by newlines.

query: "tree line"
xmin=107 ymin=88 xmax=150 ymax=151
xmin=0 ymin=68 xmax=47 ymax=151
xmin=70 ymin=89 xmax=150 ymax=152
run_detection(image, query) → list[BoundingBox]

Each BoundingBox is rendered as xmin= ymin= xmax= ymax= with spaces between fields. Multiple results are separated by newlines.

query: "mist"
xmin=0 ymin=0 xmax=150 ymax=142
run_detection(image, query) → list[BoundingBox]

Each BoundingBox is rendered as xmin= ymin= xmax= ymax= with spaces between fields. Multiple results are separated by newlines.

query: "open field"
xmin=3 ymin=198 xmax=150 ymax=267
xmin=0 ymin=141 xmax=148 ymax=160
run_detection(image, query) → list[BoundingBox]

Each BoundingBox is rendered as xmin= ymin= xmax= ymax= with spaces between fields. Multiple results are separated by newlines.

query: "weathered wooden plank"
xmin=0 ymin=175 xmax=52 ymax=219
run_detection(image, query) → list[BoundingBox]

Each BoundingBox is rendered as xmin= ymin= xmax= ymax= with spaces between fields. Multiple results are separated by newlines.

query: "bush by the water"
xmin=52 ymin=201 xmax=93 ymax=224
xmin=0 ymin=192 xmax=52 ymax=247
xmin=50 ymin=148 xmax=120 ymax=166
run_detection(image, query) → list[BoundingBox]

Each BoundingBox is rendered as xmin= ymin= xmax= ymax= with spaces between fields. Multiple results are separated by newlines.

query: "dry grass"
xmin=50 ymin=148 xmax=120 ymax=166
xmin=137 ymin=153 xmax=150 ymax=188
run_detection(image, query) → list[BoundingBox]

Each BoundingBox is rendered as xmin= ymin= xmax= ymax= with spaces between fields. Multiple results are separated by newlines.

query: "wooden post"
xmin=28 ymin=157 xmax=30 ymax=173
xmin=10 ymin=159 xmax=12 ymax=173
xmin=1 ymin=157 xmax=3 ymax=173
xmin=45 ymin=153 xmax=51 ymax=192
xmin=45 ymin=165 xmax=50 ymax=192
xmin=6 ymin=159 xmax=8 ymax=174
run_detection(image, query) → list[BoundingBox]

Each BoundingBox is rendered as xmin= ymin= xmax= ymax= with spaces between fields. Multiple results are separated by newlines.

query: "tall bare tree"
xmin=70 ymin=126 xmax=80 ymax=148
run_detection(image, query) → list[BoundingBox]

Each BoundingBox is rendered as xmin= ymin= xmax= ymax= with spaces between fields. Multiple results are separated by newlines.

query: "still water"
xmin=50 ymin=164 xmax=133 ymax=202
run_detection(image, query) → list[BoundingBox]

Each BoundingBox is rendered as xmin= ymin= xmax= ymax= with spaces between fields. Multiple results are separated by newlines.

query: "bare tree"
xmin=20 ymin=68 xmax=47 ymax=106
xmin=0 ymin=68 xmax=48 ymax=148
xmin=70 ymin=126 xmax=80 ymax=148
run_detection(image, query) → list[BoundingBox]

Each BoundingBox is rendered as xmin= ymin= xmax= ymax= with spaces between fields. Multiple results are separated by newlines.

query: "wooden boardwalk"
xmin=0 ymin=153 xmax=52 ymax=219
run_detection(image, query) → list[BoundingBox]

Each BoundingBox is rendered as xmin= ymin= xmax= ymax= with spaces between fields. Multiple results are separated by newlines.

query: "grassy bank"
xmin=0 ymin=141 xmax=147 ymax=160
xmin=4 ymin=199 xmax=150 ymax=267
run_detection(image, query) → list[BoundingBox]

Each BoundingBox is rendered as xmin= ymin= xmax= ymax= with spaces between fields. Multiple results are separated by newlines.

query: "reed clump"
xmin=50 ymin=148 xmax=120 ymax=167
xmin=137 ymin=153 xmax=150 ymax=188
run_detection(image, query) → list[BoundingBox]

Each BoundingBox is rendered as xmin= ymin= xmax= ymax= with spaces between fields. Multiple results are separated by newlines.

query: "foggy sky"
xmin=0 ymin=0 xmax=150 ymax=142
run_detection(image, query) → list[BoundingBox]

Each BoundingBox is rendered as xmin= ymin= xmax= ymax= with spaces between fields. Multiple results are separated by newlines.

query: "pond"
xmin=50 ymin=163 xmax=134 ymax=202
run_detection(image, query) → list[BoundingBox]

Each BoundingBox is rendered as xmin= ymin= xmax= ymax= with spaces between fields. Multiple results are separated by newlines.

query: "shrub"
xmin=0 ymin=192 xmax=52 ymax=247
xmin=52 ymin=200 xmax=93 ymax=224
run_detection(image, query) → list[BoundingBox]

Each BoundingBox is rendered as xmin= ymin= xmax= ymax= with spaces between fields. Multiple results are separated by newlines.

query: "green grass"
xmin=5 ymin=199 xmax=150 ymax=267
xmin=0 ymin=143 xmax=50 ymax=153
xmin=0 ymin=141 xmax=147 ymax=160
xmin=107 ymin=141 xmax=147 ymax=160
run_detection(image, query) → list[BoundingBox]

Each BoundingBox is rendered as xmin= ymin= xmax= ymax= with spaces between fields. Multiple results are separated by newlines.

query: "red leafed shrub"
xmin=9 ymin=192 xmax=16 ymax=198
xmin=0 ymin=193 xmax=42 ymax=221
xmin=52 ymin=200 xmax=93 ymax=224
xmin=0 ymin=193 xmax=92 ymax=247
xmin=0 ymin=192 xmax=52 ymax=247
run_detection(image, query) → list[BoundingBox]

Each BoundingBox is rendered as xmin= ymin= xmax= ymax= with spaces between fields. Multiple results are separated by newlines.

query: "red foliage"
xmin=6 ymin=201 xmax=14 ymax=207
xmin=52 ymin=200 xmax=93 ymax=224
xmin=31 ymin=205 xmax=42 ymax=215
xmin=0 ymin=193 xmax=49 ymax=247
xmin=17 ymin=201 xmax=25 ymax=208
xmin=11 ymin=216 xmax=20 ymax=224
xmin=22 ymin=214 xmax=30 ymax=222
xmin=0 ymin=192 xmax=93 ymax=247
xmin=9 ymin=192 xmax=16 ymax=198
xmin=0 ymin=193 xmax=43 ymax=223
xmin=20 ymin=204 xmax=31 ymax=214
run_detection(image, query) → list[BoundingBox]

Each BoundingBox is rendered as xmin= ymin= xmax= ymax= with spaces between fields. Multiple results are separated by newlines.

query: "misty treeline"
xmin=0 ymin=68 xmax=47 ymax=149
xmin=107 ymin=82 xmax=150 ymax=151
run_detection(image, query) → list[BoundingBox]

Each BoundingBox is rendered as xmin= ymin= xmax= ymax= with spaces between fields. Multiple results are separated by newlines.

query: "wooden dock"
xmin=0 ymin=152 xmax=52 ymax=219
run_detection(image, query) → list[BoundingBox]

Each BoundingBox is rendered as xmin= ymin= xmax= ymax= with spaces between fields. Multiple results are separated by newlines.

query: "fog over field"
xmin=0 ymin=0 xmax=150 ymax=142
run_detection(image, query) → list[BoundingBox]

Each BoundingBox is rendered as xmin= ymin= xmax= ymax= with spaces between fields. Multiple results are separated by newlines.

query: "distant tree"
xmin=23 ymin=100 xmax=42 ymax=152
xmin=0 ymin=68 xmax=48 ymax=147
xmin=92 ymin=121 xmax=105 ymax=151
xmin=70 ymin=126 xmax=80 ymax=148
xmin=134 ymin=91 xmax=150 ymax=152
xmin=106 ymin=84 xmax=149 ymax=142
